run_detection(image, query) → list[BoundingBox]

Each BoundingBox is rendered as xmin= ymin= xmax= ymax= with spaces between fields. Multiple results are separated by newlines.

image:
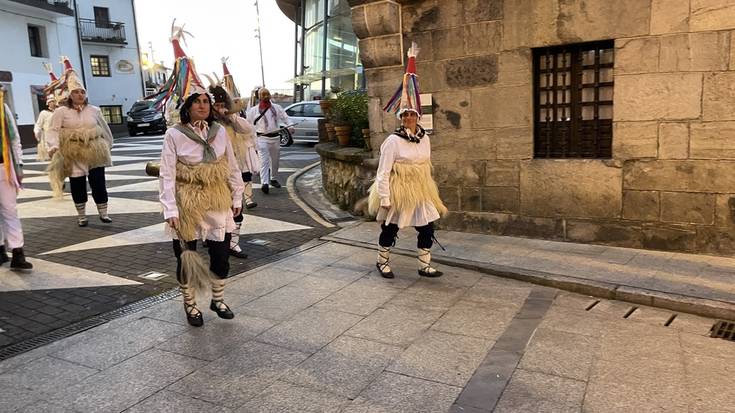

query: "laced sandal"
xmin=184 ymin=303 xmax=203 ymax=327
xmin=210 ymin=300 xmax=234 ymax=319
xmin=417 ymin=248 xmax=443 ymax=278
xmin=376 ymin=246 xmax=394 ymax=279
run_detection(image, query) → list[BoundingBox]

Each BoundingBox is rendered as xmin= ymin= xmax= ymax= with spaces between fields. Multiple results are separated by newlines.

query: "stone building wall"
xmin=349 ymin=0 xmax=735 ymax=255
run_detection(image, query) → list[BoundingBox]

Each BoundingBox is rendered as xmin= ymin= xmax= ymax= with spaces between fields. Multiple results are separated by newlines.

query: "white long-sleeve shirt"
xmin=158 ymin=122 xmax=244 ymax=241
xmin=46 ymin=105 xmax=114 ymax=177
xmin=375 ymin=133 xmax=440 ymax=228
xmin=245 ymin=103 xmax=291 ymax=136
xmin=33 ymin=110 xmax=53 ymax=142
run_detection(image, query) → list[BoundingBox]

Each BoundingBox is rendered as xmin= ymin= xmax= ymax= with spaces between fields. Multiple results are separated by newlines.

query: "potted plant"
xmin=332 ymin=89 xmax=369 ymax=148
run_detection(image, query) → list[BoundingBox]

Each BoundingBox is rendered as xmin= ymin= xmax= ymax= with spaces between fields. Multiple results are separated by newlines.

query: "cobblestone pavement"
xmin=0 ymin=135 xmax=335 ymax=351
xmin=0 ymin=241 xmax=732 ymax=412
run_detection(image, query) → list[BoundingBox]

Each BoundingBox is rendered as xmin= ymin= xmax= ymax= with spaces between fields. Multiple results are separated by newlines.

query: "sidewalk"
xmin=298 ymin=164 xmax=735 ymax=321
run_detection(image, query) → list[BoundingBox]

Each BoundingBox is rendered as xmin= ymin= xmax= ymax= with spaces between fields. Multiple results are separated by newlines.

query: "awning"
xmin=286 ymin=67 xmax=362 ymax=84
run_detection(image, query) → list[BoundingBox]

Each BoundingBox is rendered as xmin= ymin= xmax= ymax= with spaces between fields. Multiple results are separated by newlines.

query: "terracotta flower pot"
xmin=334 ymin=125 xmax=352 ymax=146
xmin=319 ymin=99 xmax=333 ymax=116
xmin=325 ymin=122 xmax=336 ymax=141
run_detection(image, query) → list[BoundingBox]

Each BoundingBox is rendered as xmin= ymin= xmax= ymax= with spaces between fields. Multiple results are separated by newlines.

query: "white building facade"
xmin=0 ymin=0 xmax=144 ymax=146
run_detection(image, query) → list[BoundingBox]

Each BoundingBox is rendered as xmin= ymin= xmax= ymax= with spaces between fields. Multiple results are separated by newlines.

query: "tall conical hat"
xmin=221 ymin=57 xmax=240 ymax=98
xmin=61 ymin=56 xmax=86 ymax=93
xmin=383 ymin=42 xmax=421 ymax=118
xmin=145 ymin=19 xmax=208 ymax=110
xmin=42 ymin=62 xmax=63 ymax=103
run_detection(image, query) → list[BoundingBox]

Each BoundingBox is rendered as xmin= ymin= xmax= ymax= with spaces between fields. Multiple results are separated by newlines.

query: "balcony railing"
xmin=79 ymin=18 xmax=126 ymax=45
xmin=7 ymin=0 xmax=74 ymax=16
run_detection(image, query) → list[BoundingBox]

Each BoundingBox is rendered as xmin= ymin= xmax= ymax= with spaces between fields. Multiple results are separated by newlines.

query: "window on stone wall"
xmin=100 ymin=105 xmax=123 ymax=125
xmin=533 ymin=41 xmax=614 ymax=158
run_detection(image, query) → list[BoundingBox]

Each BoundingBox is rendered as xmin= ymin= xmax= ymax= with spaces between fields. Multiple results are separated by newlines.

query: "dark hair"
xmin=208 ymin=85 xmax=232 ymax=110
xmin=64 ymin=96 xmax=88 ymax=108
xmin=179 ymin=93 xmax=215 ymax=125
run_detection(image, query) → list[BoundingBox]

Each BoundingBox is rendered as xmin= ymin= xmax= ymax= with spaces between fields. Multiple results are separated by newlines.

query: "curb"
xmin=322 ymin=235 xmax=735 ymax=321
xmin=286 ymin=161 xmax=336 ymax=228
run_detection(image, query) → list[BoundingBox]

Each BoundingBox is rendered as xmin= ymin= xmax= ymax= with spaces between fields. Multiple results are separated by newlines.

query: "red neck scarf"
xmin=258 ymin=100 xmax=271 ymax=111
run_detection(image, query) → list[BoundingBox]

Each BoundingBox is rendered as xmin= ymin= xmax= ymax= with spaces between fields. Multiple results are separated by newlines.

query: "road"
xmin=0 ymin=134 xmax=334 ymax=355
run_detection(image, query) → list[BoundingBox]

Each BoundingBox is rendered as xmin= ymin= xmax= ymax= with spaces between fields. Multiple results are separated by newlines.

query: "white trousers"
xmin=257 ymin=136 xmax=281 ymax=184
xmin=0 ymin=169 xmax=23 ymax=249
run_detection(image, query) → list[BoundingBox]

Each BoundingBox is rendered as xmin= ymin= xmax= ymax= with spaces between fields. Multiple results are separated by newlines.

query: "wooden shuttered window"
xmin=533 ymin=41 xmax=614 ymax=159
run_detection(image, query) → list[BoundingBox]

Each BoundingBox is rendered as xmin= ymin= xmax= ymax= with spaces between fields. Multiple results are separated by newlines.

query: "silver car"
xmin=281 ymin=101 xmax=324 ymax=146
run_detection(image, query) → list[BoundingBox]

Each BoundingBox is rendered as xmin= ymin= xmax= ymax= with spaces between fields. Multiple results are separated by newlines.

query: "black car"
xmin=127 ymin=100 xmax=166 ymax=136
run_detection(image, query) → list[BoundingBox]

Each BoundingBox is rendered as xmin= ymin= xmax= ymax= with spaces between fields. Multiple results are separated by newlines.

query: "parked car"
xmin=281 ymin=100 xmax=323 ymax=146
xmin=127 ymin=100 xmax=166 ymax=136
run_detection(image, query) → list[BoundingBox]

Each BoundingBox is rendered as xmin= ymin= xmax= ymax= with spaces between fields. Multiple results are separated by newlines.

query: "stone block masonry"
xmin=346 ymin=0 xmax=735 ymax=255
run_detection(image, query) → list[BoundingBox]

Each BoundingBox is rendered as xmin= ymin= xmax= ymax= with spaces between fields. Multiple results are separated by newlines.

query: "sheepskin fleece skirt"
xmin=170 ymin=156 xmax=234 ymax=242
xmin=368 ymin=160 xmax=447 ymax=228
xmin=225 ymin=125 xmax=260 ymax=174
xmin=49 ymin=126 xmax=112 ymax=179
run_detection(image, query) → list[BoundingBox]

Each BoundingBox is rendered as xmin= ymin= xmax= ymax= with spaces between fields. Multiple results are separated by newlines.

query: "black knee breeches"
xmin=172 ymin=233 xmax=231 ymax=283
xmin=69 ymin=167 xmax=108 ymax=204
xmin=378 ymin=221 xmax=435 ymax=249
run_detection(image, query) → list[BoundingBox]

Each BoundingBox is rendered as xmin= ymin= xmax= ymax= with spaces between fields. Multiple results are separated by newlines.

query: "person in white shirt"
xmin=32 ymin=95 xmax=56 ymax=161
xmin=210 ymin=84 xmax=258 ymax=258
xmin=46 ymin=58 xmax=114 ymax=227
xmin=245 ymin=88 xmax=292 ymax=194
xmin=154 ymin=22 xmax=244 ymax=327
xmin=368 ymin=42 xmax=446 ymax=279
xmin=159 ymin=91 xmax=244 ymax=327
xmin=0 ymin=85 xmax=32 ymax=270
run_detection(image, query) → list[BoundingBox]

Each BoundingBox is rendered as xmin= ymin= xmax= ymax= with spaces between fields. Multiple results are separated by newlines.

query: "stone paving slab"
xmin=2 ymin=239 xmax=735 ymax=412
xmin=1 ymin=140 xmax=336 ymax=353
xmin=324 ymin=221 xmax=735 ymax=320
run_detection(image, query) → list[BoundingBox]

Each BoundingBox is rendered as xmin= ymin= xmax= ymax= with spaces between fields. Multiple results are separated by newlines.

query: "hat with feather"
xmin=204 ymin=57 xmax=245 ymax=114
xmin=383 ymin=41 xmax=422 ymax=119
xmin=145 ymin=20 xmax=208 ymax=110
xmin=42 ymin=62 xmax=62 ymax=104
xmin=60 ymin=56 xmax=85 ymax=93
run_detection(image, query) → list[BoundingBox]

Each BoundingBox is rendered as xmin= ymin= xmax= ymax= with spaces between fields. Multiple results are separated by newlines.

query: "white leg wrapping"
xmin=418 ymin=248 xmax=438 ymax=274
xmin=377 ymin=246 xmax=392 ymax=273
xmin=243 ymin=181 xmax=254 ymax=205
xmin=230 ymin=222 xmax=242 ymax=252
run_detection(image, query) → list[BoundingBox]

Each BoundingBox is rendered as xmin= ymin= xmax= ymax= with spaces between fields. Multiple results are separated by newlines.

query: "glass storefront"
xmin=297 ymin=0 xmax=364 ymax=100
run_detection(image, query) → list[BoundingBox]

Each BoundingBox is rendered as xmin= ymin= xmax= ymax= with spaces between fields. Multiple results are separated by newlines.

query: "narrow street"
xmin=0 ymin=135 xmax=334 ymax=354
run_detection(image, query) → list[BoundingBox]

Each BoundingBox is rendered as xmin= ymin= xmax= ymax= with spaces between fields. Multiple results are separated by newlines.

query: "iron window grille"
xmin=100 ymin=105 xmax=123 ymax=125
xmin=90 ymin=55 xmax=110 ymax=77
xmin=533 ymin=40 xmax=614 ymax=159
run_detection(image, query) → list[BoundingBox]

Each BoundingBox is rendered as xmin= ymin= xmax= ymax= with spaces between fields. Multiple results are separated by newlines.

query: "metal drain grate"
xmin=0 ymin=288 xmax=181 ymax=361
xmin=710 ymin=321 xmax=735 ymax=341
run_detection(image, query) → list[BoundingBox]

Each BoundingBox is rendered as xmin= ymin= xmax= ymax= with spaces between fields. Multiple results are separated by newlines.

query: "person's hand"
xmin=166 ymin=217 xmax=179 ymax=229
xmin=17 ymin=170 xmax=23 ymax=185
xmin=288 ymin=127 xmax=295 ymax=134
xmin=232 ymin=207 xmax=242 ymax=217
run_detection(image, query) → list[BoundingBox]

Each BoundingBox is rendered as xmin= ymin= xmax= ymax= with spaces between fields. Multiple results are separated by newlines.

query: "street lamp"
xmin=254 ymin=0 xmax=266 ymax=87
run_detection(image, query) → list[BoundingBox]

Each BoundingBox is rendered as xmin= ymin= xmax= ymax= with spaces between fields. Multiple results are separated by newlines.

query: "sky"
xmin=134 ymin=0 xmax=297 ymax=94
